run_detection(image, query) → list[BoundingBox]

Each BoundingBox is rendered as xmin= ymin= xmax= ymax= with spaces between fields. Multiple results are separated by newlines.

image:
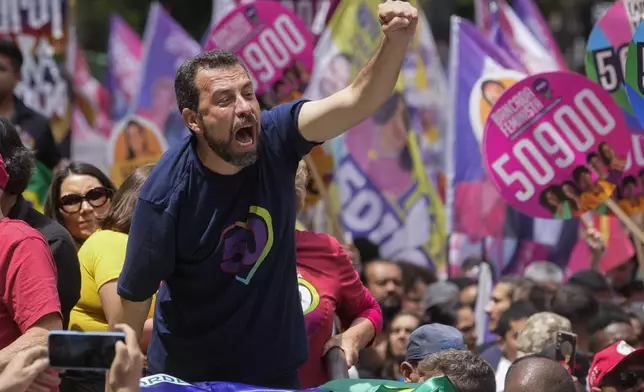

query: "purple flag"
xmin=107 ymin=14 xmax=143 ymax=122
xmin=445 ymin=16 xmax=523 ymax=239
xmin=131 ymin=3 xmax=201 ymax=146
xmin=513 ymin=0 xmax=568 ymax=70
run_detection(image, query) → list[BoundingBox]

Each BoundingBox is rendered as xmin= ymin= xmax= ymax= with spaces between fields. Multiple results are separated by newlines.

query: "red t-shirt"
xmin=0 ymin=218 xmax=61 ymax=349
xmin=295 ymin=231 xmax=382 ymax=388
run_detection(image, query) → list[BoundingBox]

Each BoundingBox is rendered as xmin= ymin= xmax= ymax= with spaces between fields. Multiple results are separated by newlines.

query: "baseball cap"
xmin=423 ymin=281 xmax=459 ymax=311
xmin=0 ymin=153 xmax=8 ymax=191
xmin=589 ymin=340 xmax=644 ymax=388
xmin=405 ymin=323 xmax=465 ymax=361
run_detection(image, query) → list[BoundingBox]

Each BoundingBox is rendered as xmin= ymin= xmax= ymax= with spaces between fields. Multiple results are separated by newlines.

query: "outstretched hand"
xmin=378 ymin=1 xmax=418 ymax=39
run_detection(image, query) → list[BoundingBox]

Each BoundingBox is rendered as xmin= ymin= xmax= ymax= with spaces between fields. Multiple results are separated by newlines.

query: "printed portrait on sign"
xmin=469 ymin=69 xmax=526 ymax=145
xmin=618 ymin=175 xmax=644 ymax=216
xmin=539 ymin=184 xmax=576 ymax=219
xmin=109 ymin=116 xmax=166 ymax=186
xmin=571 ymin=165 xmax=614 ymax=214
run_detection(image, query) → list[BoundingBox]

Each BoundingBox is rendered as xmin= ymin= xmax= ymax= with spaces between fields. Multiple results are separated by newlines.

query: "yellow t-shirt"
xmin=69 ymin=230 xmax=155 ymax=332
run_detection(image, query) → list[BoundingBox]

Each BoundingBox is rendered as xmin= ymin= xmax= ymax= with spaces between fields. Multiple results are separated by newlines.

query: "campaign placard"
xmin=586 ymin=0 xmax=644 ymax=132
xmin=205 ymin=1 xmax=315 ymax=108
xmin=483 ymin=72 xmax=631 ymax=219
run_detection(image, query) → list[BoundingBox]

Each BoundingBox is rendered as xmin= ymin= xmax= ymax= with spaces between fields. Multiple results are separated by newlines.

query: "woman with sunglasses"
xmin=44 ymin=162 xmax=116 ymax=247
xmin=294 ymin=160 xmax=382 ymax=388
xmin=64 ymin=165 xmax=155 ymax=392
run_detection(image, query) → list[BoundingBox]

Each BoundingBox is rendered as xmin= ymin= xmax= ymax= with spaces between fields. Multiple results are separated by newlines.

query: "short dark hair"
xmin=0 ymin=117 xmax=34 ymax=194
xmin=505 ymin=355 xmax=576 ymax=392
xmin=549 ymin=284 xmax=599 ymax=325
xmin=572 ymin=165 xmax=590 ymax=184
xmin=494 ymin=300 xmax=538 ymax=337
xmin=588 ymin=305 xmax=632 ymax=336
xmin=424 ymin=299 xmax=460 ymax=326
xmin=528 ymin=284 xmax=554 ymax=312
xmin=418 ymin=349 xmax=496 ymax=392
xmin=44 ymin=162 xmax=117 ymax=229
xmin=99 ymin=164 xmax=154 ymax=234
xmin=0 ymin=39 xmax=23 ymax=72
xmin=174 ymin=50 xmax=246 ymax=113
xmin=399 ymin=261 xmax=437 ymax=293
xmin=586 ymin=152 xmax=599 ymax=164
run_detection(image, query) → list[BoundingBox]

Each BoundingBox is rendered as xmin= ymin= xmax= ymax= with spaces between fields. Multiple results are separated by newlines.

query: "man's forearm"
xmin=346 ymin=36 xmax=409 ymax=118
xmin=345 ymin=317 xmax=376 ymax=349
xmin=111 ymin=298 xmax=152 ymax=342
xmin=0 ymin=329 xmax=48 ymax=371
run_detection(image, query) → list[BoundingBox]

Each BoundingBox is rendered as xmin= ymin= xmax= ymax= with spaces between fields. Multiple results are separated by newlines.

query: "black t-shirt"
xmin=12 ymin=96 xmax=61 ymax=170
xmin=118 ymin=100 xmax=318 ymax=384
xmin=9 ymin=196 xmax=80 ymax=329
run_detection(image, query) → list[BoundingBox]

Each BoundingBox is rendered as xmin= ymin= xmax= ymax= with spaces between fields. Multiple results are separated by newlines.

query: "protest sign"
xmin=483 ymin=71 xmax=630 ymax=219
xmin=205 ymin=1 xmax=315 ymax=107
xmin=586 ymin=0 xmax=644 ymax=132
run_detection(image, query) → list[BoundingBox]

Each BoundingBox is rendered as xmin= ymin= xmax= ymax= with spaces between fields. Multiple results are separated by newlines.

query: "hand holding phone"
xmin=556 ymin=331 xmax=578 ymax=375
xmin=48 ymin=331 xmax=126 ymax=372
xmin=0 ymin=346 xmax=53 ymax=392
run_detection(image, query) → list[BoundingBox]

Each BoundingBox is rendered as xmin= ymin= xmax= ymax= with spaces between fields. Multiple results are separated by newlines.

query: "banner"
xmin=512 ymin=0 xmax=568 ymax=70
xmin=69 ymin=43 xmax=111 ymax=174
xmin=107 ymin=13 xmax=142 ymax=122
xmin=304 ymin=0 xmax=446 ymax=273
xmin=211 ymin=0 xmax=340 ymax=42
xmin=109 ymin=4 xmax=200 ymax=186
xmin=0 ymin=0 xmax=70 ymax=145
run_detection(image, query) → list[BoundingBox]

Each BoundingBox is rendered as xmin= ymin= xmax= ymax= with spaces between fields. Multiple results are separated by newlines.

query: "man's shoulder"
xmin=139 ymin=135 xmax=194 ymax=206
xmin=21 ymin=204 xmax=73 ymax=243
xmin=260 ymin=99 xmax=308 ymax=130
xmin=0 ymin=218 xmax=48 ymax=245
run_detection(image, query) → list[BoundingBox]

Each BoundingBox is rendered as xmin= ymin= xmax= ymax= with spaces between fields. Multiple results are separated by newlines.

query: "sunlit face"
xmin=126 ymin=123 xmax=147 ymax=156
xmin=0 ymin=54 xmax=18 ymax=99
xmin=388 ymin=314 xmax=420 ymax=357
xmin=485 ymin=282 xmax=513 ymax=330
xmin=562 ymin=183 xmax=578 ymax=199
xmin=457 ymin=306 xmax=477 ymax=351
xmin=501 ymin=318 xmax=526 ymax=361
xmin=59 ymin=174 xmax=111 ymax=242
xmin=590 ymin=156 xmax=607 ymax=175
xmin=483 ymin=82 xmax=505 ymax=105
xmin=545 ymin=190 xmax=559 ymax=207
xmin=379 ymin=98 xmax=407 ymax=153
xmin=319 ymin=55 xmax=351 ymax=97
xmin=601 ymin=143 xmax=615 ymax=160
xmin=365 ymin=261 xmax=403 ymax=308
xmin=191 ymin=65 xmax=262 ymax=167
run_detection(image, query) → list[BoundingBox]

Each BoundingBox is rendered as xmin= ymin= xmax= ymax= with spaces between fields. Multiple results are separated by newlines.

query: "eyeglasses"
xmin=59 ymin=187 xmax=111 ymax=214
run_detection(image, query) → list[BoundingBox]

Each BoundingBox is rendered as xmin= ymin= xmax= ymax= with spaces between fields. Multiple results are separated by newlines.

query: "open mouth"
xmin=233 ymin=125 xmax=256 ymax=151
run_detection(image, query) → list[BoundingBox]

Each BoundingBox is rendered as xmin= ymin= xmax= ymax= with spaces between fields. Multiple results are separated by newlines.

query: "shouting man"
xmin=116 ymin=0 xmax=418 ymax=388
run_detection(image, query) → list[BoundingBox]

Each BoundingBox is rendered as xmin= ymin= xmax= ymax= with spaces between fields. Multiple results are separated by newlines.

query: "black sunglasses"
xmin=59 ymin=187 xmax=111 ymax=214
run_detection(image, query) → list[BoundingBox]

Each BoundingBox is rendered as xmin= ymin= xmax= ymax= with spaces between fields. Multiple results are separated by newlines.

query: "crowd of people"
xmin=0 ymin=1 xmax=643 ymax=392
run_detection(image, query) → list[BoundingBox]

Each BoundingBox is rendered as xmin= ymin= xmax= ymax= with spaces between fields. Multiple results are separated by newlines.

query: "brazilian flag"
xmin=22 ymin=160 xmax=52 ymax=213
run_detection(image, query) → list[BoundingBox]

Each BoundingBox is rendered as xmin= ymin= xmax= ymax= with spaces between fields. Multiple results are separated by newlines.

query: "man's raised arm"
xmin=298 ymin=0 xmax=418 ymax=143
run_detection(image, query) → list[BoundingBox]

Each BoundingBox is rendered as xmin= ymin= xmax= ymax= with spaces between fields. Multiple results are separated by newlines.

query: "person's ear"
xmin=182 ymin=109 xmax=202 ymax=135
xmin=400 ymin=361 xmax=415 ymax=383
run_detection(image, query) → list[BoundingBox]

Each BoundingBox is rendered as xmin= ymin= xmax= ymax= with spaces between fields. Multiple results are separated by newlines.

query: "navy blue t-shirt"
xmin=117 ymin=100 xmax=317 ymax=383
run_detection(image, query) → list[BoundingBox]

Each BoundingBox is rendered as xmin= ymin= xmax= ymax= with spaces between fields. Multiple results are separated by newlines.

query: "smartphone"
xmin=48 ymin=331 xmax=126 ymax=372
xmin=555 ymin=331 xmax=578 ymax=375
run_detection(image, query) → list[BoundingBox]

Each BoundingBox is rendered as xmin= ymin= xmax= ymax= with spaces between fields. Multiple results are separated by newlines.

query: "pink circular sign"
xmin=483 ymin=71 xmax=631 ymax=219
xmin=205 ymin=1 xmax=315 ymax=100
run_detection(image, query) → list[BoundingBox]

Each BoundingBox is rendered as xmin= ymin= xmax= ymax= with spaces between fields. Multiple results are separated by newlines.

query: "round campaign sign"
xmin=205 ymin=1 xmax=315 ymax=103
xmin=586 ymin=0 xmax=644 ymax=132
xmin=483 ymin=71 xmax=631 ymax=219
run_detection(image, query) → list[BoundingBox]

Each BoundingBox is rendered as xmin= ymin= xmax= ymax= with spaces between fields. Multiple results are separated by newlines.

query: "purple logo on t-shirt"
xmin=216 ymin=206 xmax=274 ymax=285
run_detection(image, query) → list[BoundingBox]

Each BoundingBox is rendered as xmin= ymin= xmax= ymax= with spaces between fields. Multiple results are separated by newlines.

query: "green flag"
xmin=320 ymin=376 xmax=458 ymax=392
xmin=23 ymin=159 xmax=52 ymax=213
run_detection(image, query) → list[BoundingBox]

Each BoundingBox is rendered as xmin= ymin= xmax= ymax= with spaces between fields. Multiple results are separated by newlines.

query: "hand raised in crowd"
xmin=108 ymin=324 xmax=144 ymax=392
xmin=377 ymin=0 xmax=418 ymax=37
xmin=0 ymin=346 xmax=57 ymax=392
xmin=323 ymin=331 xmax=360 ymax=368
xmin=582 ymin=226 xmax=606 ymax=254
